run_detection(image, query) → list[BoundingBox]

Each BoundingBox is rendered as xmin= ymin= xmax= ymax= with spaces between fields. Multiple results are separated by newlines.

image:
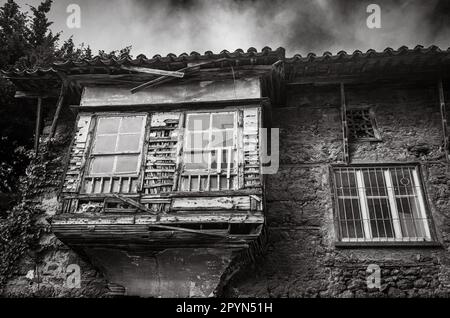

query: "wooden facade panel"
xmin=144 ymin=112 xmax=182 ymax=194
xmin=243 ymin=108 xmax=261 ymax=188
xmin=80 ymin=78 xmax=261 ymax=106
xmin=172 ymin=196 xmax=251 ymax=211
xmin=62 ymin=115 xmax=92 ymax=192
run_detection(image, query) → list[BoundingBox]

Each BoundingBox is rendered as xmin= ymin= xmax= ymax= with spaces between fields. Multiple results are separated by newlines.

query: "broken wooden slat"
xmin=121 ymin=66 xmax=184 ymax=78
xmin=340 ymin=82 xmax=350 ymax=164
xmin=438 ymin=79 xmax=449 ymax=162
xmin=130 ymin=58 xmax=229 ymax=93
xmin=112 ymin=193 xmax=158 ymax=215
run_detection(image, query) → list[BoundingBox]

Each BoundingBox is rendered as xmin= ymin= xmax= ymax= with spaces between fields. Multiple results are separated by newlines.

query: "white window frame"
xmin=88 ymin=114 xmax=147 ymax=177
xmin=181 ymin=111 xmax=239 ymax=191
xmin=335 ymin=166 xmax=432 ymax=243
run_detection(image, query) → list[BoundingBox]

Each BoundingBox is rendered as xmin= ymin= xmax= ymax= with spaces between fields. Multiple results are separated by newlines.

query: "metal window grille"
xmin=180 ymin=111 xmax=239 ymax=191
xmin=346 ymin=108 xmax=380 ymax=140
xmin=332 ymin=165 xmax=432 ymax=242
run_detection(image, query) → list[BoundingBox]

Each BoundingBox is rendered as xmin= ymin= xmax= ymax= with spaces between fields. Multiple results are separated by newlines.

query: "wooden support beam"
xmin=49 ymin=82 xmax=68 ymax=138
xmin=130 ymin=58 xmax=229 ymax=94
xmin=148 ymin=224 xmax=241 ymax=240
xmin=340 ymin=83 xmax=350 ymax=164
xmin=34 ymin=97 xmax=43 ymax=154
xmin=121 ymin=66 xmax=184 ymax=78
xmin=112 ymin=193 xmax=158 ymax=215
xmin=438 ymin=79 xmax=449 ymax=162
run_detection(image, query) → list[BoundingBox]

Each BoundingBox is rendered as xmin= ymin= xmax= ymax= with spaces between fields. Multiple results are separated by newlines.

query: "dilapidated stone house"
xmin=1 ymin=45 xmax=450 ymax=297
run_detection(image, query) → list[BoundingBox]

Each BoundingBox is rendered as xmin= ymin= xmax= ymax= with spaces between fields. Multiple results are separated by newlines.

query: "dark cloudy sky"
xmin=9 ymin=0 xmax=450 ymax=57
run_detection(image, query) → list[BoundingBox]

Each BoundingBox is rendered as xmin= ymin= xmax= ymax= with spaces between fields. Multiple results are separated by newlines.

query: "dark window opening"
xmin=346 ymin=108 xmax=381 ymax=141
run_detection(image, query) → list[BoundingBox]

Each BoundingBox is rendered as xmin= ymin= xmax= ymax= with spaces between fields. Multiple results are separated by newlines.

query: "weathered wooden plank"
xmin=121 ymin=66 xmax=185 ymax=78
xmin=172 ymin=196 xmax=251 ymax=211
xmin=52 ymin=212 xmax=264 ymax=225
xmin=80 ymin=78 xmax=261 ymax=106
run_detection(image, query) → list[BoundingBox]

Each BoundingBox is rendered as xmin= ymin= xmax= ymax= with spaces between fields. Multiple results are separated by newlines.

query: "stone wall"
xmin=2 ymin=80 xmax=450 ymax=298
xmin=1 ymin=104 xmax=109 ymax=297
xmin=225 ymin=81 xmax=450 ymax=297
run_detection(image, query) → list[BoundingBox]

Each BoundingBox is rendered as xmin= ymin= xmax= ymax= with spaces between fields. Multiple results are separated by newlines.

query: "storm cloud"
xmin=12 ymin=0 xmax=450 ymax=56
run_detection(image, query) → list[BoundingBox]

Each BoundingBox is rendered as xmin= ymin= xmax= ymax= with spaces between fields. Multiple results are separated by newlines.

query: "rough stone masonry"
xmin=1 ymin=46 xmax=450 ymax=298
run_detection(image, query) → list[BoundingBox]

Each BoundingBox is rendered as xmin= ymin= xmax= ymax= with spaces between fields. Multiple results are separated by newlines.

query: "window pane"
xmin=363 ymin=169 xmax=387 ymax=196
xmin=184 ymin=151 xmax=208 ymax=169
xmin=186 ymin=132 xmax=209 ymax=149
xmin=334 ymin=170 xmax=358 ymax=196
xmin=97 ymin=118 xmax=120 ymax=134
xmin=93 ymin=135 xmax=117 ymax=153
xmin=396 ymin=197 xmax=426 ymax=237
xmin=117 ymin=134 xmax=141 ymax=152
xmin=367 ymin=198 xmax=395 ymax=238
xmin=120 ymin=116 xmax=144 ymax=133
xmin=390 ymin=168 xmax=414 ymax=195
xmin=90 ymin=156 xmax=114 ymax=174
xmin=211 ymin=130 xmax=234 ymax=148
xmin=338 ymin=198 xmax=364 ymax=239
xmin=211 ymin=149 xmax=235 ymax=169
xmin=115 ymin=155 xmax=139 ymax=173
xmin=212 ymin=113 xmax=234 ymax=129
xmin=187 ymin=114 xmax=210 ymax=131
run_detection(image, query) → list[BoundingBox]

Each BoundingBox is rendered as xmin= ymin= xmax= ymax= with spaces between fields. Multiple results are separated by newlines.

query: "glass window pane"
xmin=211 ymin=130 xmax=234 ymax=148
xmin=335 ymin=170 xmax=358 ymax=196
xmin=90 ymin=156 xmax=114 ymax=174
xmin=115 ymin=155 xmax=139 ymax=173
xmin=367 ymin=198 xmax=394 ymax=238
xmin=97 ymin=117 xmax=120 ymax=134
xmin=212 ymin=113 xmax=234 ymax=129
xmin=338 ymin=198 xmax=364 ymax=239
xmin=186 ymin=132 xmax=209 ymax=149
xmin=390 ymin=168 xmax=414 ymax=195
xmin=184 ymin=151 xmax=208 ymax=169
xmin=397 ymin=197 xmax=426 ymax=237
xmin=117 ymin=134 xmax=141 ymax=152
xmin=120 ymin=116 xmax=144 ymax=133
xmin=363 ymin=169 xmax=387 ymax=196
xmin=187 ymin=114 xmax=210 ymax=131
xmin=211 ymin=149 xmax=235 ymax=169
xmin=93 ymin=135 xmax=117 ymax=153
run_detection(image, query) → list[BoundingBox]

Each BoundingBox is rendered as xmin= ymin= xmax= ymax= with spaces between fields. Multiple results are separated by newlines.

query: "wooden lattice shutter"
xmin=61 ymin=114 xmax=93 ymax=193
xmin=143 ymin=112 xmax=182 ymax=194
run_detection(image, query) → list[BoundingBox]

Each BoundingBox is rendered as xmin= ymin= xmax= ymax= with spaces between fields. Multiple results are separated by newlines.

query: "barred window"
xmin=346 ymin=108 xmax=381 ymax=140
xmin=181 ymin=111 xmax=238 ymax=191
xmin=332 ymin=165 xmax=432 ymax=243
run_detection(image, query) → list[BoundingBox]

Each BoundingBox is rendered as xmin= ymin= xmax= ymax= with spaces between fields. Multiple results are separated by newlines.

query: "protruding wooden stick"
xmin=34 ymin=97 xmax=42 ymax=154
xmin=49 ymin=81 xmax=68 ymax=138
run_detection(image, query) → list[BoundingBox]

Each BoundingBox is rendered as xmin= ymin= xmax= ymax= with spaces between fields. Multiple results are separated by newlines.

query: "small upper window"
xmin=346 ymin=108 xmax=381 ymax=141
xmin=332 ymin=165 xmax=433 ymax=243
